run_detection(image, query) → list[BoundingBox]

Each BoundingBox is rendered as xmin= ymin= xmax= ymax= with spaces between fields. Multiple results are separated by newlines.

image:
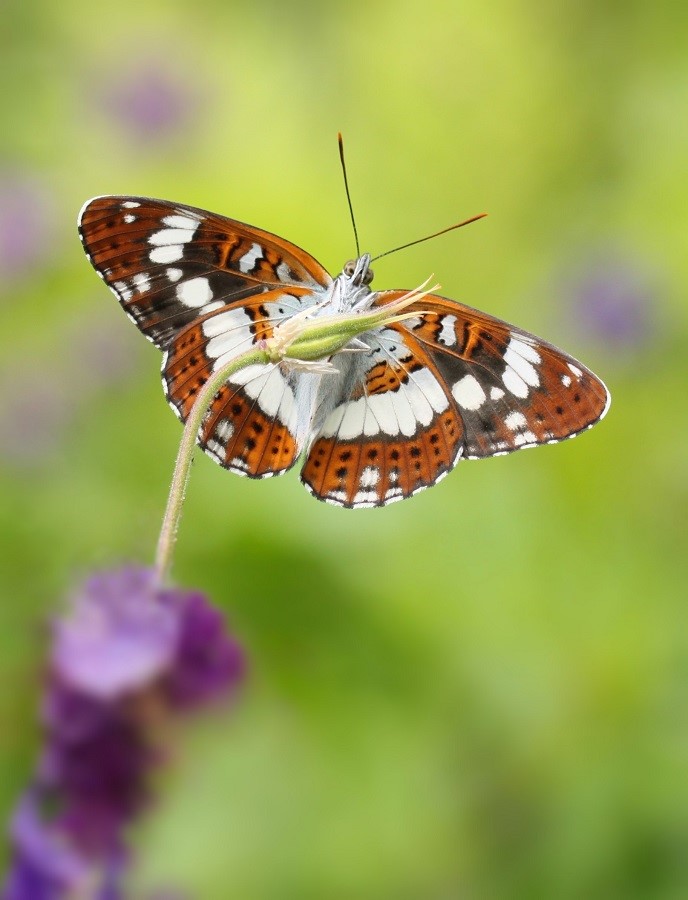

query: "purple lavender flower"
xmin=52 ymin=568 xmax=180 ymax=700
xmin=168 ymin=589 xmax=246 ymax=709
xmin=96 ymin=62 xmax=203 ymax=144
xmin=4 ymin=792 xmax=95 ymax=899
xmin=4 ymin=567 xmax=245 ymax=898
xmin=0 ymin=171 xmax=54 ymax=287
xmin=40 ymin=685 xmax=155 ymax=856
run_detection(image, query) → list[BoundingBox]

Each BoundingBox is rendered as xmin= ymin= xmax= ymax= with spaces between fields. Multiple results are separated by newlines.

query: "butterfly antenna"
xmin=338 ymin=132 xmax=361 ymax=257
xmin=371 ymin=213 xmax=488 ymax=262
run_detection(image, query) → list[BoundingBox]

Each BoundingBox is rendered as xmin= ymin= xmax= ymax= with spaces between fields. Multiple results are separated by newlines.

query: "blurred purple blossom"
xmin=40 ymin=684 xmax=155 ymax=857
xmin=3 ymin=567 xmax=245 ymax=899
xmin=96 ymin=61 xmax=204 ymax=144
xmin=562 ymin=252 xmax=662 ymax=352
xmin=0 ymin=374 xmax=69 ymax=468
xmin=0 ymin=171 xmax=55 ymax=287
xmin=65 ymin=312 xmax=142 ymax=386
xmin=168 ymin=590 xmax=245 ymax=709
xmin=4 ymin=792 xmax=95 ymax=899
xmin=0 ymin=310 xmax=143 ymax=470
xmin=53 ymin=568 xmax=180 ymax=700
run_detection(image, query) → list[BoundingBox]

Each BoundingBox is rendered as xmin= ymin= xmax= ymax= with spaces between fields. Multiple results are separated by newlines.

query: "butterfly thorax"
xmin=343 ymin=252 xmax=374 ymax=287
xmin=329 ymin=252 xmax=376 ymax=314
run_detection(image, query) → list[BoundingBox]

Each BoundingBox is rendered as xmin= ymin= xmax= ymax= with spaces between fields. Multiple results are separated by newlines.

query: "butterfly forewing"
xmin=78 ymin=196 xmax=332 ymax=349
xmin=377 ymin=291 xmax=610 ymax=459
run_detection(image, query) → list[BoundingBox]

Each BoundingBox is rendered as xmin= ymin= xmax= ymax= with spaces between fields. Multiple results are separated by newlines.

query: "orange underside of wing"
xmin=302 ymin=411 xmax=463 ymax=507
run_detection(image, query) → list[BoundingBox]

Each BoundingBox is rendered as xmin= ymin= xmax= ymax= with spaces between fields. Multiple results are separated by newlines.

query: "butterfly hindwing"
xmin=163 ymin=287 xmax=321 ymax=477
xmin=301 ymin=328 xmax=465 ymax=507
xmin=377 ymin=292 xmax=610 ymax=459
xmin=78 ymin=196 xmax=332 ymax=349
xmin=195 ymin=364 xmax=303 ymax=478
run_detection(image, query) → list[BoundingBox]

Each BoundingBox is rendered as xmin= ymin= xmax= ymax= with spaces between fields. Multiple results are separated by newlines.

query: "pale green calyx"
xmin=263 ymin=278 xmax=438 ymax=365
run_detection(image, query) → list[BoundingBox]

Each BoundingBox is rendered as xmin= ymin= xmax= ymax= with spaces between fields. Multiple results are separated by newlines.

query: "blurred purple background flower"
xmin=3 ymin=567 xmax=245 ymax=899
xmin=0 ymin=309 xmax=143 ymax=470
xmin=0 ymin=171 xmax=55 ymax=288
xmin=0 ymin=374 xmax=70 ymax=468
xmin=561 ymin=251 xmax=663 ymax=353
xmin=96 ymin=61 xmax=204 ymax=144
xmin=65 ymin=311 xmax=142 ymax=386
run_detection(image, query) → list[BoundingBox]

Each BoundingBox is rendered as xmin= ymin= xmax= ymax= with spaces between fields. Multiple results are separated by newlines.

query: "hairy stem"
xmin=152 ymin=289 xmax=430 ymax=582
xmin=154 ymin=347 xmax=268 ymax=584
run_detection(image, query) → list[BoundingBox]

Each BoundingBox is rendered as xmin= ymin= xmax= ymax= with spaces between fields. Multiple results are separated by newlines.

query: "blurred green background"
xmin=1 ymin=1 xmax=687 ymax=896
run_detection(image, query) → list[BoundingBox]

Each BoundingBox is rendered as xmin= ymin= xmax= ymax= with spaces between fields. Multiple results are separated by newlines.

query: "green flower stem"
xmin=154 ymin=346 xmax=268 ymax=584
xmin=153 ymin=287 xmax=431 ymax=582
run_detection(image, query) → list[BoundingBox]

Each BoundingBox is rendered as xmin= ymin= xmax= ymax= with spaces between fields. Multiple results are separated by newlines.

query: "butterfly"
xmin=78 ymin=195 xmax=610 ymax=508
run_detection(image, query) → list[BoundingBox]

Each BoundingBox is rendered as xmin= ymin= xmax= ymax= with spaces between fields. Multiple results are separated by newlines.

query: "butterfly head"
xmin=343 ymin=253 xmax=374 ymax=287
